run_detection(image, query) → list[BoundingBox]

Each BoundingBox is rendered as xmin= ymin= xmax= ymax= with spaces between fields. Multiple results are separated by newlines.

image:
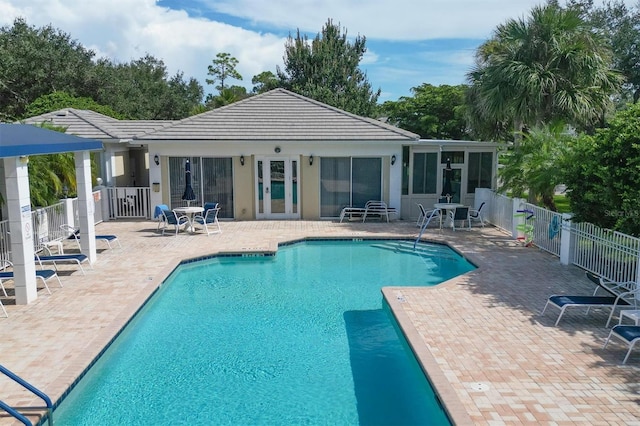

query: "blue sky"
xmin=1 ymin=0 xmax=635 ymax=102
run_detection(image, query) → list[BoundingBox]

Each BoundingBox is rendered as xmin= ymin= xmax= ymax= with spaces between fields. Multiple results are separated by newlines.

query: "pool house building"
xmin=24 ymin=88 xmax=500 ymax=222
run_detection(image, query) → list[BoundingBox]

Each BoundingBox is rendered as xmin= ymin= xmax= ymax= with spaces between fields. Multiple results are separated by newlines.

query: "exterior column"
xmin=512 ymin=197 xmax=524 ymax=240
xmin=559 ymin=213 xmax=574 ymax=266
xmin=75 ymin=151 xmax=97 ymax=264
xmin=4 ymin=157 xmax=37 ymax=304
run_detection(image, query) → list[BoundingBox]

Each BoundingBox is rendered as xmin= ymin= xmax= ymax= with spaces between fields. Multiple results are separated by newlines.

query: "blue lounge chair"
xmin=0 ymin=268 xmax=62 ymax=296
xmin=61 ymin=224 xmax=121 ymax=249
xmin=603 ymin=325 xmax=640 ymax=364
xmin=586 ymin=271 xmax=636 ymax=297
xmin=35 ymin=253 xmax=90 ymax=275
xmin=541 ymin=289 xmax=638 ymax=326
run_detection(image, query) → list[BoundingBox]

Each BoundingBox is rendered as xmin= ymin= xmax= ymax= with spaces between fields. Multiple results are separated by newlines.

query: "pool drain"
xmin=469 ymin=382 xmax=489 ymax=392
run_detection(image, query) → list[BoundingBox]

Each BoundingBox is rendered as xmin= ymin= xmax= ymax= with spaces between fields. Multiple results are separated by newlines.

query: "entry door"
xmin=256 ymin=158 xmax=299 ymax=219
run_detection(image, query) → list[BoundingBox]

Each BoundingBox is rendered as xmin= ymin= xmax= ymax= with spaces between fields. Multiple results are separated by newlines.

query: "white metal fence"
xmin=480 ymin=188 xmax=639 ymax=284
xmin=485 ymin=192 xmax=514 ymax=234
xmin=571 ymin=222 xmax=639 ymax=283
xmin=0 ymin=191 xmax=104 ymax=261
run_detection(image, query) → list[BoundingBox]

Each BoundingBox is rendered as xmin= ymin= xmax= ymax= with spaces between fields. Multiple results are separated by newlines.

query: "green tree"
xmin=466 ymin=3 xmax=621 ymax=141
xmin=576 ymin=0 xmax=640 ymax=103
xmin=277 ymin=19 xmax=380 ymax=117
xmin=205 ymin=85 xmax=248 ymax=108
xmin=251 ymin=71 xmax=279 ymax=94
xmin=562 ymin=103 xmax=640 ymax=235
xmin=499 ymin=123 xmax=571 ymax=210
xmin=23 ymin=91 xmax=123 ymax=119
xmin=206 ymin=52 xmax=243 ymax=93
xmin=24 ymin=123 xmax=97 ymax=207
xmin=0 ymin=18 xmax=96 ymax=120
xmin=379 ymin=84 xmax=470 ymax=139
xmin=91 ymin=55 xmax=203 ymax=119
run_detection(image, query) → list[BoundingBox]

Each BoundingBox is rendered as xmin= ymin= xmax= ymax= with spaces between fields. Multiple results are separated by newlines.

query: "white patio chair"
xmin=159 ymin=209 xmax=190 ymax=236
xmin=193 ymin=205 xmax=222 ymax=236
xmin=448 ymin=206 xmax=471 ymax=231
xmin=416 ymin=203 xmax=439 ymax=228
xmin=469 ymin=202 xmax=485 ymax=227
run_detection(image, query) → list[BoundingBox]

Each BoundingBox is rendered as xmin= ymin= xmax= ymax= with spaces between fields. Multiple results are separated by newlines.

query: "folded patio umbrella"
xmin=182 ymin=160 xmax=196 ymax=206
xmin=441 ymin=158 xmax=454 ymax=201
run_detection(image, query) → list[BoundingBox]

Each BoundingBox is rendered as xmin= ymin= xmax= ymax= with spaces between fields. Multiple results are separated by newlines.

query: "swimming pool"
xmin=53 ymin=239 xmax=475 ymax=425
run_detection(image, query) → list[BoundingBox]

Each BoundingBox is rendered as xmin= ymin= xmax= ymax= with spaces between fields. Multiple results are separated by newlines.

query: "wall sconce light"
xmin=19 ymin=155 xmax=29 ymax=164
xmin=240 ymin=155 xmax=245 ymax=166
xmin=391 ymin=155 xmax=396 ymax=165
xmin=274 ymin=146 xmax=281 ymax=153
xmin=152 ymin=182 xmax=160 ymax=193
xmin=153 ymin=154 xmax=159 ymax=166
xmin=309 ymin=155 xmax=314 ymax=166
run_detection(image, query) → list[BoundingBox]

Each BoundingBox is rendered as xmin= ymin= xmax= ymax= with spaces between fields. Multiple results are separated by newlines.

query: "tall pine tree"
xmin=277 ymin=19 xmax=380 ymax=117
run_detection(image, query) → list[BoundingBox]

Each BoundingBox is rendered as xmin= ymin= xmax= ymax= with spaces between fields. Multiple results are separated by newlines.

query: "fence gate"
xmin=106 ymin=187 xmax=151 ymax=219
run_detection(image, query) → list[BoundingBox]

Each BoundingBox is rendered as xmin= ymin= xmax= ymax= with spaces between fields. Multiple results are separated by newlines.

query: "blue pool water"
xmin=54 ymin=239 xmax=475 ymax=425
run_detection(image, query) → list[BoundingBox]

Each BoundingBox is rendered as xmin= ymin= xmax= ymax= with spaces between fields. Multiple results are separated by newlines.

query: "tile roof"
xmin=22 ymin=89 xmax=419 ymax=142
xmin=137 ymin=88 xmax=419 ymax=141
xmin=23 ymin=109 xmax=176 ymax=140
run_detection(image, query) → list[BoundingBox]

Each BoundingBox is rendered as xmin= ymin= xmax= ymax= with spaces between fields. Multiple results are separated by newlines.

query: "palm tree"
xmin=466 ymin=3 xmax=622 ymax=141
xmin=499 ymin=123 xmax=571 ymax=210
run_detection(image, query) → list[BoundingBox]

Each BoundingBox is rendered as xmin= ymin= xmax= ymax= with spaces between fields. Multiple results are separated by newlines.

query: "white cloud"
xmin=0 ymin=0 xmax=636 ymax=102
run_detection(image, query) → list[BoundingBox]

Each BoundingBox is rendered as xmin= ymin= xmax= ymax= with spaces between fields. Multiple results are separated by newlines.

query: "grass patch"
xmin=554 ymin=194 xmax=571 ymax=213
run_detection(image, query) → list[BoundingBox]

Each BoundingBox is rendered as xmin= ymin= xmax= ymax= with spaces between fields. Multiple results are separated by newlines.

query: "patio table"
xmin=173 ymin=206 xmax=204 ymax=233
xmin=433 ymin=203 xmax=463 ymax=229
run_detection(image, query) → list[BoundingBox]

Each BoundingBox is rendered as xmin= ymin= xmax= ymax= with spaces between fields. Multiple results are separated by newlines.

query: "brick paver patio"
xmin=0 ymin=220 xmax=639 ymax=425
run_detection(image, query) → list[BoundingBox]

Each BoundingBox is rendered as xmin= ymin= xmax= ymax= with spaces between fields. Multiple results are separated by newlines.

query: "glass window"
xmin=320 ymin=157 xmax=382 ymax=217
xmin=412 ymin=152 xmax=437 ymax=194
xmin=169 ymin=157 xmax=200 ymax=208
xmin=320 ymin=157 xmax=351 ymax=217
xmin=441 ymin=151 xmax=465 ymax=164
xmin=468 ymin=152 xmax=493 ymax=193
xmin=352 ymin=158 xmax=381 ymax=207
xmin=201 ymin=158 xmax=234 ymax=218
xmin=169 ymin=156 xmax=234 ymax=218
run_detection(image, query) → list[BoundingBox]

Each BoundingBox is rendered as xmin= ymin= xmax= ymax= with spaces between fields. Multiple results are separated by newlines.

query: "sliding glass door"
xmin=320 ymin=157 xmax=382 ymax=217
xmin=169 ymin=157 xmax=234 ymax=218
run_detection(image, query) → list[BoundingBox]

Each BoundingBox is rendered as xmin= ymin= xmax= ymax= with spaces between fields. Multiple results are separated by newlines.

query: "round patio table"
xmin=433 ymin=203 xmax=463 ymax=229
xmin=173 ymin=206 xmax=204 ymax=233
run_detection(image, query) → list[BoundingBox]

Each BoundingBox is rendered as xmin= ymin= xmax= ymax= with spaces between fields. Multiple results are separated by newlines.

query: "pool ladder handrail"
xmin=414 ymin=208 xmax=440 ymax=249
xmin=0 ymin=364 xmax=53 ymax=425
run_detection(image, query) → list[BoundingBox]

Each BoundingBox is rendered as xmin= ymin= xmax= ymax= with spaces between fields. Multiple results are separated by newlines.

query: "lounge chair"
xmin=159 ymin=209 xmax=189 ymax=236
xmin=362 ymin=201 xmax=397 ymax=223
xmin=541 ymin=288 xmax=638 ymax=326
xmin=339 ymin=205 xmax=366 ymax=223
xmin=586 ymin=271 xmax=636 ymax=297
xmin=61 ymin=224 xmax=122 ymax=249
xmin=35 ymin=253 xmax=90 ymax=275
xmin=0 ymin=263 xmax=62 ymax=296
xmin=603 ymin=325 xmax=640 ymax=364
xmin=192 ymin=203 xmax=221 ymax=235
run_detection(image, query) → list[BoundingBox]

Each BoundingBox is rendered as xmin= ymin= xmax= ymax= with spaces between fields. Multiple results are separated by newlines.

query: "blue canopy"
xmin=0 ymin=124 xmax=102 ymax=157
